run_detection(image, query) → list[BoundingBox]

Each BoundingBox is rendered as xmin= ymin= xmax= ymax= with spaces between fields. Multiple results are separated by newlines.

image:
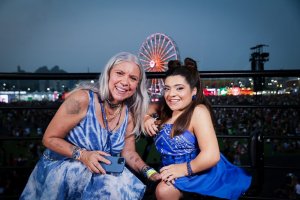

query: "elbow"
xmin=42 ymin=137 xmax=47 ymax=148
xmin=42 ymin=136 xmax=51 ymax=149
xmin=204 ymin=151 xmax=220 ymax=168
xmin=211 ymin=152 xmax=220 ymax=166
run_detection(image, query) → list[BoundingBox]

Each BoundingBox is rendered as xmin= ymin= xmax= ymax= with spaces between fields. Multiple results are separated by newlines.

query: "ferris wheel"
xmin=138 ymin=33 xmax=180 ymax=102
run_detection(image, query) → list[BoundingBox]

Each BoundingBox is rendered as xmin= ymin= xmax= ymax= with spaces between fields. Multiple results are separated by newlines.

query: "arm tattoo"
xmin=129 ymin=155 xmax=141 ymax=163
xmin=49 ymin=138 xmax=64 ymax=149
xmin=129 ymin=155 xmax=135 ymax=161
xmin=65 ymin=98 xmax=81 ymax=114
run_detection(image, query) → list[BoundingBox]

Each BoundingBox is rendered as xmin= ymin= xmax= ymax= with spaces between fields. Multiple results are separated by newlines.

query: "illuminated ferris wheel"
xmin=138 ymin=33 xmax=180 ymax=101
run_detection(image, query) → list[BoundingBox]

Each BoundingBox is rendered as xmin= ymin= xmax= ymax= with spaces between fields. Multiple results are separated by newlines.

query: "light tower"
xmin=249 ymin=44 xmax=269 ymax=92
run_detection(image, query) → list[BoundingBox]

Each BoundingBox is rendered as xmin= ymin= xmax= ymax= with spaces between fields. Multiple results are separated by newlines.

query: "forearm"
xmin=122 ymin=150 xmax=147 ymax=173
xmin=190 ymin=151 xmax=220 ymax=174
xmin=43 ymin=137 xmax=75 ymax=158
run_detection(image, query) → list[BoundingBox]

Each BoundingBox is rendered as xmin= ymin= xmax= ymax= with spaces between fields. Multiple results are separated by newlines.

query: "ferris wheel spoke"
xmin=157 ymin=35 xmax=162 ymax=55
xmin=160 ymin=40 xmax=172 ymax=55
xmin=146 ymin=40 xmax=154 ymax=57
xmin=145 ymin=66 xmax=154 ymax=72
xmin=150 ymin=37 xmax=157 ymax=58
xmin=155 ymin=35 xmax=162 ymax=59
xmin=139 ymin=57 xmax=150 ymax=64
xmin=140 ymin=51 xmax=152 ymax=62
xmin=154 ymin=36 xmax=158 ymax=58
xmin=159 ymin=40 xmax=171 ymax=59
xmin=161 ymin=46 xmax=175 ymax=61
xmin=142 ymin=63 xmax=152 ymax=71
xmin=149 ymin=38 xmax=155 ymax=56
xmin=162 ymin=52 xmax=177 ymax=62
xmin=157 ymin=36 xmax=167 ymax=56
xmin=141 ymin=45 xmax=152 ymax=58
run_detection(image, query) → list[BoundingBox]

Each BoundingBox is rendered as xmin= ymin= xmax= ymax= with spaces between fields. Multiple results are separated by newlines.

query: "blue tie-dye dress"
xmin=154 ymin=124 xmax=252 ymax=200
xmin=20 ymin=90 xmax=146 ymax=200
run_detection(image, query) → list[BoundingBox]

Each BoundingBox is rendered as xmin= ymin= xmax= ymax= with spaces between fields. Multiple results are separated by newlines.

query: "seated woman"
xmin=20 ymin=52 xmax=160 ymax=200
xmin=144 ymin=58 xmax=252 ymax=200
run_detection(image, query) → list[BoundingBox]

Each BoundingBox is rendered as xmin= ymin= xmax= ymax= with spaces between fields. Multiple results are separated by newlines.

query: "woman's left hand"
xmin=160 ymin=163 xmax=186 ymax=184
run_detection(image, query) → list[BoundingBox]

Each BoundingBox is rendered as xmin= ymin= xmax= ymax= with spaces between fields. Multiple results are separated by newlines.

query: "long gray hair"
xmin=75 ymin=52 xmax=149 ymax=136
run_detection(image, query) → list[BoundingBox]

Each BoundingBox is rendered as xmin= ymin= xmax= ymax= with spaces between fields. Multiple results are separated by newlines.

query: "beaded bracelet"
xmin=72 ymin=146 xmax=81 ymax=160
xmin=72 ymin=146 xmax=85 ymax=160
xmin=187 ymin=161 xmax=193 ymax=176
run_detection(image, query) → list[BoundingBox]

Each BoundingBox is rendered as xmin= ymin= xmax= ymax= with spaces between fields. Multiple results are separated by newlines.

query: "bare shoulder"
xmin=193 ymin=104 xmax=210 ymax=117
xmin=63 ymin=90 xmax=90 ymax=115
xmin=190 ymin=104 xmax=212 ymax=125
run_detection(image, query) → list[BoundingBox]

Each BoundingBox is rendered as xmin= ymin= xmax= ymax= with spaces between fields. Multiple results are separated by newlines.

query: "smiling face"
xmin=163 ymin=75 xmax=197 ymax=112
xmin=108 ymin=61 xmax=140 ymax=103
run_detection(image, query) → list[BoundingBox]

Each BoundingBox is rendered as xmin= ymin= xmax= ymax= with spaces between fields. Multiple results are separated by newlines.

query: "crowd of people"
xmin=1 ymin=94 xmax=298 ymax=166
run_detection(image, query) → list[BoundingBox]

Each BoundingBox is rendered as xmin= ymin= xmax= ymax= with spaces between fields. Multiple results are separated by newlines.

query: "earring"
xmin=192 ymin=95 xmax=196 ymax=100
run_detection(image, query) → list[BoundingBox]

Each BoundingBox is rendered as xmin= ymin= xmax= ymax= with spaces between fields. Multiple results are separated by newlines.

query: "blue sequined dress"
xmin=20 ymin=90 xmax=145 ymax=200
xmin=154 ymin=124 xmax=252 ymax=200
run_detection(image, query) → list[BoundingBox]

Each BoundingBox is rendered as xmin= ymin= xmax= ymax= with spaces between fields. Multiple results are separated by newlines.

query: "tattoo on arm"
xmin=129 ymin=155 xmax=141 ymax=163
xmin=65 ymin=98 xmax=81 ymax=114
xmin=129 ymin=155 xmax=134 ymax=161
xmin=49 ymin=138 xmax=64 ymax=151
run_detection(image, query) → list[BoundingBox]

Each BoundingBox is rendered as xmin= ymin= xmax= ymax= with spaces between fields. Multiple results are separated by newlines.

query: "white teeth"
xmin=116 ymin=87 xmax=126 ymax=92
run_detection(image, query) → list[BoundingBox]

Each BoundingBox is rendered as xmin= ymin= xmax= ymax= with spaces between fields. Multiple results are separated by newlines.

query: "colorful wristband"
xmin=146 ymin=168 xmax=157 ymax=178
xmin=141 ymin=165 xmax=157 ymax=179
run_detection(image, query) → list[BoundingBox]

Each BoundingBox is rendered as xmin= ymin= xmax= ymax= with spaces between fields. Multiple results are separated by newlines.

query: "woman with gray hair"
xmin=20 ymin=52 xmax=161 ymax=200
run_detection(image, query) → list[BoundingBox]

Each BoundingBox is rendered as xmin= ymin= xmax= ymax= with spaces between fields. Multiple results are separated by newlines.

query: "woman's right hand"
xmin=144 ymin=115 xmax=159 ymax=136
xmin=79 ymin=150 xmax=111 ymax=174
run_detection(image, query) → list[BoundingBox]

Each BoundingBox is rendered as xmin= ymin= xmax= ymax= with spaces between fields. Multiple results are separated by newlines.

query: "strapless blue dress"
xmin=154 ymin=124 xmax=252 ymax=200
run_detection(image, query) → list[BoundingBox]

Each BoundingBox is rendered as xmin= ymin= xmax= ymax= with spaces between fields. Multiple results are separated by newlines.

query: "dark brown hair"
xmin=159 ymin=58 xmax=214 ymax=137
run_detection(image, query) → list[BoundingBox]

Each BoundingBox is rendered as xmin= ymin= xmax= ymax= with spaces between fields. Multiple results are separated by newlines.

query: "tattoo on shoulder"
xmin=65 ymin=98 xmax=81 ymax=114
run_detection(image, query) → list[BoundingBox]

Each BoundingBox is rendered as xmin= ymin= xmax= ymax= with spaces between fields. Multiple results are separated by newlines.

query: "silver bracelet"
xmin=71 ymin=146 xmax=82 ymax=160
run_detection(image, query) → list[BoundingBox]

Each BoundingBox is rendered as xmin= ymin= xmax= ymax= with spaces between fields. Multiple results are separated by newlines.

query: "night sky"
xmin=0 ymin=0 xmax=299 ymax=73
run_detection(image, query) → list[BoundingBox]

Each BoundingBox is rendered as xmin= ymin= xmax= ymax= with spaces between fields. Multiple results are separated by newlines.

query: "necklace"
xmin=105 ymin=103 xmax=122 ymax=122
xmin=107 ymin=109 xmax=122 ymax=133
xmin=99 ymin=100 xmax=122 ymax=154
xmin=106 ymin=99 xmax=122 ymax=108
xmin=101 ymin=101 xmax=122 ymax=133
